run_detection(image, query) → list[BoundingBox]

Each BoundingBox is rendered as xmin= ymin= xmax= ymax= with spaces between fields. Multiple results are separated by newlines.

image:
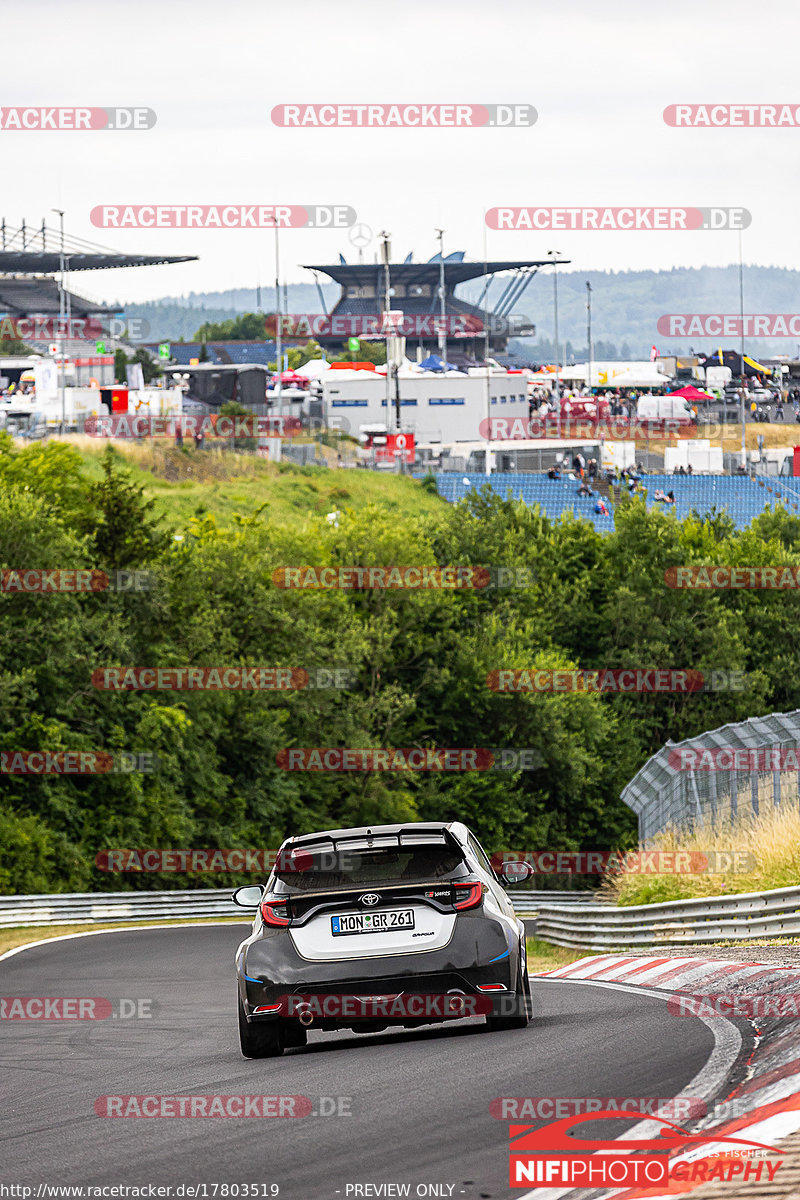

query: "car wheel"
xmin=238 ymin=992 xmax=284 ymax=1058
xmin=486 ymin=949 xmax=531 ymax=1032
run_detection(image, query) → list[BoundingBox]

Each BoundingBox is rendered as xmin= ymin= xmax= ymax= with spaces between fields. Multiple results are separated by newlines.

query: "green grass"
xmin=526 ymin=937 xmax=588 ymax=974
xmin=602 ymin=802 xmax=800 ymax=906
xmin=75 ymin=442 xmax=445 ymax=531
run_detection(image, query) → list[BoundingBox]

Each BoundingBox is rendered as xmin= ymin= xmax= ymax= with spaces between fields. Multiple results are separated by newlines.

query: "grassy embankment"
xmin=602 ymin=803 xmax=800 ymax=906
xmin=72 ymin=440 xmax=445 ymax=531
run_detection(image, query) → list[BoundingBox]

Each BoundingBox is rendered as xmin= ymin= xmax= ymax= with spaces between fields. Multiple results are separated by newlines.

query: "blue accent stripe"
xmin=244 ymin=973 xmax=262 ymax=982
xmin=488 ymin=948 xmax=510 ymax=962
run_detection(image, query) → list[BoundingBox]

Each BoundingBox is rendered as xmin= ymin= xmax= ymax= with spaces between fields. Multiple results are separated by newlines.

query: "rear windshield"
xmin=274 ymin=845 xmax=467 ymax=892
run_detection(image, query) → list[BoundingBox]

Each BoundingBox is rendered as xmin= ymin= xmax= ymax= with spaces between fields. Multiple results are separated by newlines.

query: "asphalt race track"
xmin=1 ymin=926 xmax=729 ymax=1199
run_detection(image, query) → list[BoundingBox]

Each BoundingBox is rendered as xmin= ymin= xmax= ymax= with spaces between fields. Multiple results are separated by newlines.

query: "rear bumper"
xmin=237 ymin=912 xmax=523 ymax=1028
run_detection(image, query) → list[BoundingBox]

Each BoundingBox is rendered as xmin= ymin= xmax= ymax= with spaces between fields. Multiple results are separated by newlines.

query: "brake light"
xmin=260 ymin=898 xmax=290 ymax=926
xmin=476 ymin=983 xmax=508 ymax=991
xmin=454 ymin=881 xmax=484 ymax=910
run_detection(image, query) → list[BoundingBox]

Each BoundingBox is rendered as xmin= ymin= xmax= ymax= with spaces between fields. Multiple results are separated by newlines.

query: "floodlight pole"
xmin=739 ymin=229 xmax=747 ymax=471
xmin=379 ymin=231 xmax=393 ymax=431
xmin=483 ymin=221 xmax=492 ymax=476
xmin=435 ymin=228 xmax=447 ymax=369
xmin=274 ymin=218 xmax=282 ymax=418
xmin=586 ymin=281 xmax=593 ymax=396
xmin=51 ymin=209 xmax=65 ymax=432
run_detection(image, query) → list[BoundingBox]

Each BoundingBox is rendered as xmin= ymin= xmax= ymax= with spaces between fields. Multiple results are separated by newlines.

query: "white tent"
xmin=601 ymin=367 xmax=671 ymax=390
xmin=295 ymin=359 xmax=334 ymax=378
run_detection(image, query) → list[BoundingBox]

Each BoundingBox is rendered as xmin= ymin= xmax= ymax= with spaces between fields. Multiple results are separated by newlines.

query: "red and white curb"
xmin=522 ymin=953 xmax=800 ymax=1198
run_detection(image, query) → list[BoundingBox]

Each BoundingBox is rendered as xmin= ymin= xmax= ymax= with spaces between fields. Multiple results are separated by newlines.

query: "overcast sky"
xmin=6 ymin=0 xmax=799 ymax=306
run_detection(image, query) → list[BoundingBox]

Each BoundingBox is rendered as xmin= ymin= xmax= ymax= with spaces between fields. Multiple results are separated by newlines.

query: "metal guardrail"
xmin=0 ymin=888 xmax=598 ymax=929
xmin=0 ymin=889 xmax=237 ymax=929
xmin=533 ymin=884 xmax=800 ymax=948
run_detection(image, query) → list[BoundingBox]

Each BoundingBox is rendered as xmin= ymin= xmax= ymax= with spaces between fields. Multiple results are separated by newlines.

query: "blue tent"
xmin=419 ymin=353 xmax=458 ymax=373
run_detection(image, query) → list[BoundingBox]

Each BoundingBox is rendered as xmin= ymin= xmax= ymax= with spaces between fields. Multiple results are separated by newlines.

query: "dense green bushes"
xmin=2 ymin=439 xmax=800 ymax=893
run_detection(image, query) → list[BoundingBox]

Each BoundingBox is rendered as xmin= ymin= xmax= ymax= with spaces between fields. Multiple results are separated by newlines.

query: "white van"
xmin=636 ymin=396 xmax=695 ymax=422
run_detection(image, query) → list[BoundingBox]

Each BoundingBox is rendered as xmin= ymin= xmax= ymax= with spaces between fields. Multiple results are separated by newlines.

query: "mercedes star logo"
xmin=360 ymin=893 xmax=380 ymax=906
xmin=348 ymin=223 xmax=373 ymax=249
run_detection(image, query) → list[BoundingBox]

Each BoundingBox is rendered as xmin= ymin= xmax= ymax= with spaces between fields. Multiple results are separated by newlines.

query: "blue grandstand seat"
xmin=413 ymin=472 xmax=800 ymax=533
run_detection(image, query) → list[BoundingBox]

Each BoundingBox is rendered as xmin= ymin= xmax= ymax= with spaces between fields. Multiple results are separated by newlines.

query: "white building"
xmin=321 ymin=367 xmax=530 ymax=444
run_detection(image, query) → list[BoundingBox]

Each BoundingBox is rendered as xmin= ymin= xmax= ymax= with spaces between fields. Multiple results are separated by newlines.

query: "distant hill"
xmin=117 ymin=265 xmax=800 ymax=359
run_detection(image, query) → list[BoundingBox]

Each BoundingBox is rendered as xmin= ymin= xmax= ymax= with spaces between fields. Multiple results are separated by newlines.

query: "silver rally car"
xmin=233 ymin=821 xmax=533 ymax=1057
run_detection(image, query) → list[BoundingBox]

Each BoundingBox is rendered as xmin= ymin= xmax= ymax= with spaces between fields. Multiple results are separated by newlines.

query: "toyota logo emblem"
xmin=360 ymin=893 xmax=380 ymax=907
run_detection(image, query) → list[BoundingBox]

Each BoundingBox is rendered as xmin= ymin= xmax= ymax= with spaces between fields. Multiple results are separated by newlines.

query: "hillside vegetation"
xmin=3 ymin=436 xmax=800 ymax=894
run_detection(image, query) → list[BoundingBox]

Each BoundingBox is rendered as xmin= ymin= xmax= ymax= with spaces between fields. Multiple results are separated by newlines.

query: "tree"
xmin=194 ymin=312 xmax=276 ymax=341
xmin=85 ymin=448 xmax=167 ymax=567
xmin=114 ymin=348 xmax=128 ymax=383
xmin=0 ymin=337 xmax=35 ymax=355
xmin=331 ymin=341 xmax=386 ymax=365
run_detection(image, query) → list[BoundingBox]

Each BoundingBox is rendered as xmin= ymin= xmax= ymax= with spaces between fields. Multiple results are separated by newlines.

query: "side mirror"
xmin=232 ymin=884 xmax=264 ymax=909
xmin=499 ymin=860 xmax=534 ymax=887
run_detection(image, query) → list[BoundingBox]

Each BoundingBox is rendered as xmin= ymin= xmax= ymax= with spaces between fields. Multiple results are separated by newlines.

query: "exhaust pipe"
xmin=446 ymin=989 xmax=467 ymax=1017
xmin=297 ymin=1006 xmax=314 ymax=1027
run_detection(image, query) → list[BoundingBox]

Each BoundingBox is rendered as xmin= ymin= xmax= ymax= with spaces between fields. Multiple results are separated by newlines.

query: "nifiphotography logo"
xmin=508 ymin=1110 xmax=782 ymax=1188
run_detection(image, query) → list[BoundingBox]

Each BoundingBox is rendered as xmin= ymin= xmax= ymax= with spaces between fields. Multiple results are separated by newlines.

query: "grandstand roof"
xmin=303 ymin=257 xmax=569 ymax=288
xmin=0 ymin=220 xmax=197 ymax=274
xmin=0 ymin=276 xmax=119 ymax=316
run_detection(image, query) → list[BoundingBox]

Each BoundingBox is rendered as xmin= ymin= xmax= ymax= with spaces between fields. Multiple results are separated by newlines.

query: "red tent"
xmin=277 ymin=370 xmax=309 ymax=384
xmin=668 ymin=385 xmax=714 ymax=403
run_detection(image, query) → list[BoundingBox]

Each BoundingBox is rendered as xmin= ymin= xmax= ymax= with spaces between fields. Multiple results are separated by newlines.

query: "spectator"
xmin=653 ymin=488 xmax=667 ymax=502
xmin=588 ymin=458 xmax=598 ymax=480
xmin=577 ymin=481 xmax=593 ymax=497
xmin=594 ymin=498 xmax=609 ymax=515
xmin=687 ymin=464 xmax=693 ymax=475
xmin=547 ymin=465 xmax=561 ymax=480
xmin=665 ymin=490 xmax=676 ymax=505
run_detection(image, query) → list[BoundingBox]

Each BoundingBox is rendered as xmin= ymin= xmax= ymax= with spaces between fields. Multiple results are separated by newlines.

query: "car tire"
xmin=486 ymin=949 xmax=531 ymax=1032
xmin=238 ymin=993 xmax=284 ymax=1058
